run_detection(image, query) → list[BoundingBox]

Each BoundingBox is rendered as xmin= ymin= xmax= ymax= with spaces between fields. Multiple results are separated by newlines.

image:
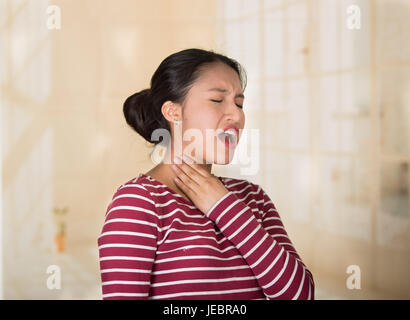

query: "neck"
xmin=161 ymin=143 xmax=212 ymax=175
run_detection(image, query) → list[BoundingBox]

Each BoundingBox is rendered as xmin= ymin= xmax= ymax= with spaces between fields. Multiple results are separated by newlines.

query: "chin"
xmin=211 ymin=151 xmax=236 ymax=164
xmin=213 ymin=159 xmax=231 ymax=165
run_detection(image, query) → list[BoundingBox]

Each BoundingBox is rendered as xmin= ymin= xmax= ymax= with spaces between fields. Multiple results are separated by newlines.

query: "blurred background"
xmin=0 ymin=0 xmax=409 ymax=299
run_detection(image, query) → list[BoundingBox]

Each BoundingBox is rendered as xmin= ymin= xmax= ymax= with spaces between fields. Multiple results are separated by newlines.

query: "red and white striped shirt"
xmin=98 ymin=173 xmax=315 ymax=300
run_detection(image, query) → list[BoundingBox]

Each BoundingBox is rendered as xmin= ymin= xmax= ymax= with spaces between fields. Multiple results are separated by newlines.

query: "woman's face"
xmin=177 ymin=62 xmax=245 ymax=165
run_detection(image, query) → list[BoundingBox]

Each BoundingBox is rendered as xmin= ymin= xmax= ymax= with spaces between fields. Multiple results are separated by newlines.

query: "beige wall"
xmin=1 ymin=0 xmax=221 ymax=299
xmin=219 ymin=0 xmax=410 ymax=299
xmin=1 ymin=0 xmax=409 ymax=299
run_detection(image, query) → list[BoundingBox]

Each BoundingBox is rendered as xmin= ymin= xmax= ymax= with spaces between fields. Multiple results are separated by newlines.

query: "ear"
xmin=161 ymin=101 xmax=182 ymax=122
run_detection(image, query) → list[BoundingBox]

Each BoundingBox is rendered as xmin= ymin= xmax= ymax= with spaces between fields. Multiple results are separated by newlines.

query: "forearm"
xmin=207 ymin=191 xmax=314 ymax=300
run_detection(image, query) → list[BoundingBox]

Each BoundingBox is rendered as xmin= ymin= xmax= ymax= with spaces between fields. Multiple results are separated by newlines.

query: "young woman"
xmin=97 ymin=48 xmax=315 ymax=300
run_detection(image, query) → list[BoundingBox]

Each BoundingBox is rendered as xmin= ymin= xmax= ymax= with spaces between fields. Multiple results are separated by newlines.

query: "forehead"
xmin=193 ymin=62 xmax=243 ymax=93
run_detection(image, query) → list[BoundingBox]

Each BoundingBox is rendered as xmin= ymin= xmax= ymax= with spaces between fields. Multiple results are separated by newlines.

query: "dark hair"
xmin=123 ymin=48 xmax=247 ymax=145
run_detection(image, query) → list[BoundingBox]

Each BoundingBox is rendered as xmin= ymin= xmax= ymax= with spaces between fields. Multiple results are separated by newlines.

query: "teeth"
xmin=224 ymin=129 xmax=237 ymax=136
xmin=217 ymin=128 xmax=238 ymax=146
xmin=220 ymin=129 xmax=237 ymax=144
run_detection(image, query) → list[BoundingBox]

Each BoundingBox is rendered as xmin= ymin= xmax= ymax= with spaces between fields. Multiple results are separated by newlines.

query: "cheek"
xmin=181 ymin=106 xmax=220 ymax=149
xmin=185 ymin=105 xmax=220 ymax=130
xmin=240 ymin=112 xmax=245 ymax=125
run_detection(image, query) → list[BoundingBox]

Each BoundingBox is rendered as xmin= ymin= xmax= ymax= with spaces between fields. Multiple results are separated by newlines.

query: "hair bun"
xmin=123 ymin=88 xmax=158 ymax=143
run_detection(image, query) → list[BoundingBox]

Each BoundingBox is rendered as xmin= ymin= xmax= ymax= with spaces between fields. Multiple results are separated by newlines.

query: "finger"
xmin=180 ymin=154 xmax=212 ymax=178
xmin=176 ymin=160 xmax=205 ymax=186
xmin=173 ymin=175 xmax=196 ymax=198
xmin=172 ymin=164 xmax=199 ymax=192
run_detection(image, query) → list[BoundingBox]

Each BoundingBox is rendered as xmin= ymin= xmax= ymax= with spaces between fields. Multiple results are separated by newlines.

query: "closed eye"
xmin=211 ymin=99 xmax=243 ymax=109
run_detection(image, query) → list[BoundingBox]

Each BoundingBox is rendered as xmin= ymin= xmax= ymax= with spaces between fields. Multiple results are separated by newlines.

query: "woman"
xmin=97 ymin=48 xmax=315 ymax=300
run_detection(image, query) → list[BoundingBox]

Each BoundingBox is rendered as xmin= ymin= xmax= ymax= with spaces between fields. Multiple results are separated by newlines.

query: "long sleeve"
xmin=206 ymin=185 xmax=315 ymax=300
xmin=97 ymin=184 xmax=160 ymax=300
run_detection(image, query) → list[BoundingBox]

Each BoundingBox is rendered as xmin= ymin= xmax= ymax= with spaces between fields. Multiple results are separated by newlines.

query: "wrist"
xmin=205 ymin=190 xmax=233 ymax=219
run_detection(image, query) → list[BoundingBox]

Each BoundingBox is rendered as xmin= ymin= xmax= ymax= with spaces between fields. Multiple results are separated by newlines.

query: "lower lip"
xmin=218 ymin=134 xmax=236 ymax=149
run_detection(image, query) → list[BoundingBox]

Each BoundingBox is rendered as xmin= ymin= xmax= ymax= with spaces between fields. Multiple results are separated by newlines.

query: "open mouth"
xmin=217 ymin=129 xmax=238 ymax=148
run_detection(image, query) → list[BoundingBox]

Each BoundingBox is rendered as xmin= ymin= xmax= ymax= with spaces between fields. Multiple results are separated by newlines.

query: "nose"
xmin=224 ymin=100 xmax=243 ymax=123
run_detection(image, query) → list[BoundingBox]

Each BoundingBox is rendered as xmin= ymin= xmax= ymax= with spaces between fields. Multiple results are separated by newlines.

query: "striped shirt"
xmin=97 ymin=173 xmax=315 ymax=300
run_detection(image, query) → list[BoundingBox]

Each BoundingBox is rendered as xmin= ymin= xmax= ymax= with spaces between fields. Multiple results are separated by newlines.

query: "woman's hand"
xmin=171 ymin=154 xmax=229 ymax=216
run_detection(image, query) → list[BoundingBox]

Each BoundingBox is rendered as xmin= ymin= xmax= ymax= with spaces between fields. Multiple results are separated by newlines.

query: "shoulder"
xmin=116 ymin=173 xmax=164 ymax=194
xmin=219 ymin=175 xmax=264 ymax=200
xmin=107 ymin=175 xmax=157 ymax=211
xmin=101 ymin=176 xmax=160 ymax=239
xmin=218 ymin=176 xmax=275 ymax=220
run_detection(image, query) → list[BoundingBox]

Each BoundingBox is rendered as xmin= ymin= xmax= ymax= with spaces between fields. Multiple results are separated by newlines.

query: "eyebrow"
xmin=207 ymin=88 xmax=245 ymax=99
